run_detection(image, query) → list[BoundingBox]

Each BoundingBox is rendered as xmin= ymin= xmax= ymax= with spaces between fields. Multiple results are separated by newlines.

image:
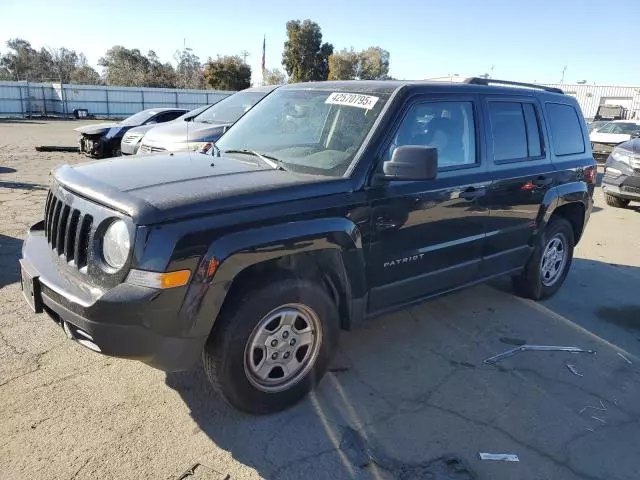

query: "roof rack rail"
xmin=464 ymin=77 xmax=564 ymax=94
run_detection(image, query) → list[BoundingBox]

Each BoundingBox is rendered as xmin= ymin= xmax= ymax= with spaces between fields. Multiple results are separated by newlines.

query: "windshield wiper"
xmin=223 ymin=149 xmax=286 ymax=170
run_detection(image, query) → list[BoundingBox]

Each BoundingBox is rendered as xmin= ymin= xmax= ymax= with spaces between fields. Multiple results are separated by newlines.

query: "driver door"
xmin=366 ymin=95 xmax=490 ymax=313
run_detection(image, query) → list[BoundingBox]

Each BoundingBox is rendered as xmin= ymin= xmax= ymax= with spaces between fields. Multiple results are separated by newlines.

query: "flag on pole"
xmin=261 ymin=35 xmax=266 ymax=77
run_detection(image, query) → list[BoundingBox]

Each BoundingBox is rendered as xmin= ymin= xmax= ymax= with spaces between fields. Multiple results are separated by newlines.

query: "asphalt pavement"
xmin=1 ymin=120 xmax=639 ymax=480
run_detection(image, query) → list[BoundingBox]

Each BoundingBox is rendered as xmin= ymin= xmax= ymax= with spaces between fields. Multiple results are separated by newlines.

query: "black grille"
xmin=44 ymin=191 xmax=93 ymax=269
xmin=622 ymin=185 xmax=640 ymax=195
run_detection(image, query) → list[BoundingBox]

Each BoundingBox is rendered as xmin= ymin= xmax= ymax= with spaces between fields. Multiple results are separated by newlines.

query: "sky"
xmin=2 ymin=0 xmax=639 ymax=86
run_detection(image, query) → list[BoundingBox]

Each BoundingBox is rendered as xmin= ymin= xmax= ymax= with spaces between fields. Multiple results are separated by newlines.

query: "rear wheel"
xmin=512 ymin=217 xmax=575 ymax=300
xmin=202 ymin=278 xmax=339 ymax=414
xmin=605 ymin=194 xmax=629 ymax=208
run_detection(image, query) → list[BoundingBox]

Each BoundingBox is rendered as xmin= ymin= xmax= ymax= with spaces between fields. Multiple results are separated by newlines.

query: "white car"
xmin=590 ymin=120 xmax=640 ymax=161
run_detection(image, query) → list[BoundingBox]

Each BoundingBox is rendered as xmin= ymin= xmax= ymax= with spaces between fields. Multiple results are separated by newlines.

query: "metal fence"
xmin=0 ymin=81 xmax=235 ymax=119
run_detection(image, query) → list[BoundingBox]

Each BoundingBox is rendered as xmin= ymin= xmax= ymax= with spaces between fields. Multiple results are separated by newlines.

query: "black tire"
xmin=605 ymin=194 xmax=629 ymax=208
xmin=512 ymin=217 xmax=575 ymax=301
xmin=202 ymin=278 xmax=339 ymax=414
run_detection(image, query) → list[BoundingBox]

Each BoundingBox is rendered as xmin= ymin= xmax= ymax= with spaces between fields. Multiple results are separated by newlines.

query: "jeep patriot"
xmin=20 ymin=78 xmax=596 ymax=413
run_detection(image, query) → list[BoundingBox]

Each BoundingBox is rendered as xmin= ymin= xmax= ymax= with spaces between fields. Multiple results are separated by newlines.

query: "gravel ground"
xmin=1 ymin=120 xmax=640 ymax=480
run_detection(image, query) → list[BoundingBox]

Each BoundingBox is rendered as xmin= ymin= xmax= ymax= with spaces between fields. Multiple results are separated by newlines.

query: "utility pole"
xmin=560 ymin=65 xmax=567 ymax=83
xmin=240 ymin=50 xmax=250 ymax=64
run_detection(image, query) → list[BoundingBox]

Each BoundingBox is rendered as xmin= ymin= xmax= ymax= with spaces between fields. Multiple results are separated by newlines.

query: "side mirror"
xmin=382 ymin=146 xmax=438 ymax=181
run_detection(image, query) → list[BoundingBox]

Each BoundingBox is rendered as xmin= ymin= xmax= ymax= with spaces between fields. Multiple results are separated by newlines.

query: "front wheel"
xmin=202 ymin=279 xmax=339 ymax=414
xmin=512 ymin=217 xmax=575 ymax=300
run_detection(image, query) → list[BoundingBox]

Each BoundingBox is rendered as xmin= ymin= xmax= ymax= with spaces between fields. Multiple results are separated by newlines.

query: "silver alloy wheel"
xmin=244 ymin=303 xmax=322 ymax=393
xmin=540 ymin=233 xmax=568 ymax=286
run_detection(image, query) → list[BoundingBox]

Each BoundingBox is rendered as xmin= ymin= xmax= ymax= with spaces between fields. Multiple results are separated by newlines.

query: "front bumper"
xmin=602 ymin=170 xmax=640 ymax=201
xmin=121 ymin=138 xmax=143 ymax=155
xmin=20 ymin=224 xmax=206 ymax=371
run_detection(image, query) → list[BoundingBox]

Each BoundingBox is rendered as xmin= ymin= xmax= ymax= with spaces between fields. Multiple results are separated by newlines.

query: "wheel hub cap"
xmin=244 ymin=303 xmax=322 ymax=393
xmin=540 ymin=233 xmax=567 ymax=286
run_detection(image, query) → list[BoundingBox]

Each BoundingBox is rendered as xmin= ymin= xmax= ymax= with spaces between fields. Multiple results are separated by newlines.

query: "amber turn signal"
xmin=126 ymin=269 xmax=191 ymax=289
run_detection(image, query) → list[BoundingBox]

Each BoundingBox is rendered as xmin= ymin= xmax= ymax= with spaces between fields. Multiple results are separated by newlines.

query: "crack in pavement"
xmin=421 ymin=402 xmax=607 ymax=480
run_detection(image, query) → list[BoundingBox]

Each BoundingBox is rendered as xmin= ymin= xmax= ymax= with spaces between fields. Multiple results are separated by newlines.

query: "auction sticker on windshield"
xmin=326 ymin=92 xmax=379 ymax=110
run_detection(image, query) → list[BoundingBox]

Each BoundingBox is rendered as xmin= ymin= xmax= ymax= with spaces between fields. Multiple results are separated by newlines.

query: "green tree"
xmin=327 ymin=48 xmax=359 ymax=80
xmin=175 ymin=48 xmax=204 ymax=89
xmin=47 ymin=47 xmax=78 ymax=83
xmin=358 ymin=47 xmax=390 ymax=80
xmin=282 ymin=20 xmax=333 ymax=83
xmin=99 ymin=46 xmax=177 ymax=87
xmin=0 ymin=38 xmax=52 ymax=80
xmin=145 ymin=50 xmax=177 ymax=87
xmin=203 ymin=55 xmax=251 ymax=90
xmin=70 ymin=54 xmax=101 ymax=85
xmin=99 ymin=46 xmax=149 ymax=86
xmin=263 ymin=68 xmax=286 ymax=85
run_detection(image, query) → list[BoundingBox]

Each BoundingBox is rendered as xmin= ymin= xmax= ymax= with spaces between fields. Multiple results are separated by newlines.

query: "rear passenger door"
xmin=482 ymin=96 xmax=556 ymax=276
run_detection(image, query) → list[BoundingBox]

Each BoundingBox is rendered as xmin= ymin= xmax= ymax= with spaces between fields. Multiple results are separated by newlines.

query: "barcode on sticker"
xmin=325 ymin=92 xmax=379 ymax=110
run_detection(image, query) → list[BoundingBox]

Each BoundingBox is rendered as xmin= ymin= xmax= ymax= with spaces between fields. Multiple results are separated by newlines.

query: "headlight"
xmin=185 ymin=141 xmax=211 ymax=151
xmin=611 ymin=148 xmax=637 ymax=166
xmin=102 ymin=220 xmax=130 ymax=269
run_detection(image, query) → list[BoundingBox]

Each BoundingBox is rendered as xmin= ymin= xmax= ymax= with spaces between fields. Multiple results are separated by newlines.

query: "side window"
xmin=488 ymin=102 xmax=543 ymax=162
xmin=522 ymin=104 xmax=542 ymax=157
xmin=164 ymin=111 xmax=186 ymax=122
xmin=390 ymin=101 xmax=477 ymax=169
xmin=152 ymin=112 xmax=179 ymax=123
xmin=546 ymin=103 xmax=585 ymax=156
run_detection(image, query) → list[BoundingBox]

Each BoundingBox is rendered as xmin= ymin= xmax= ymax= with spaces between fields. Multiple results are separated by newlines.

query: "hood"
xmin=617 ymin=138 xmax=640 ymax=154
xmin=142 ymin=120 xmax=230 ymax=145
xmin=590 ymin=131 xmax=632 ymax=144
xmin=53 ymin=152 xmax=345 ymax=224
xmin=74 ymin=122 xmax=120 ymax=135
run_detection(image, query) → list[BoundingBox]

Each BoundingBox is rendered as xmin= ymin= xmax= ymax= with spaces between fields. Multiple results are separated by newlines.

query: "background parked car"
xmin=601 ymin=137 xmax=640 ymax=208
xmin=588 ymin=120 xmax=610 ymax=133
xmin=76 ymin=108 xmax=188 ymax=158
xmin=137 ymin=86 xmax=277 ymax=154
xmin=120 ymin=104 xmax=218 ymax=155
xmin=590 ymin=120 xmax=640 ymax=162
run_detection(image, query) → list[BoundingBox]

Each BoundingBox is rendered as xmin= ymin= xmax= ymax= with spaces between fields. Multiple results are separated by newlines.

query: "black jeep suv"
xmin=20 ymin=79 xmax=596 ymax=413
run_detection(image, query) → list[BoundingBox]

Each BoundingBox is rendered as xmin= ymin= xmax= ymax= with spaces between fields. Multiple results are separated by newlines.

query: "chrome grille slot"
xmin=64 ymin=210 xmax=80 ymax=262
xmin=75 ymin=214 xmax=93 ymax=269
xmin=44 ymin=190 xmax=94 ymax=271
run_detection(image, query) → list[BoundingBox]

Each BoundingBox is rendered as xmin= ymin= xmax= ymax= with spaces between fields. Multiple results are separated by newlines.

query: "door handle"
xmin=534 ymin=176 xmax=553 ymax=187
xmin=459 ymin=187 xmax=486 ymax=200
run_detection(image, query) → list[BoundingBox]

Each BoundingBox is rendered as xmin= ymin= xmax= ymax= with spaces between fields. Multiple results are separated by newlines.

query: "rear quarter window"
xmin=545 ymin=103 xmax=585 ymax=156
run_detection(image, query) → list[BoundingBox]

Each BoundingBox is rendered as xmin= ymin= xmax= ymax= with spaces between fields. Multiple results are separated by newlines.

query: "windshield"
xmin=119 ymin=109 xmax=159 ymax=126
xmin=598 ymin=122 xmax=640 ymax=134
xmin=215 ymin=88 xmax=390 ymax=176
xmin=194 ymin=91 xmax=269 ymax=124
xmin=176 ymin=104 xmax=211 ymax=121
xmin=588 ymin=121 xmax=609 ymax=132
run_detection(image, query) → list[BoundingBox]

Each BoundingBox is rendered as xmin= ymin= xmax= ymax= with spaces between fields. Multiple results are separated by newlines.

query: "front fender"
xmin=179 ymin=217 xmax=366 ymax=337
